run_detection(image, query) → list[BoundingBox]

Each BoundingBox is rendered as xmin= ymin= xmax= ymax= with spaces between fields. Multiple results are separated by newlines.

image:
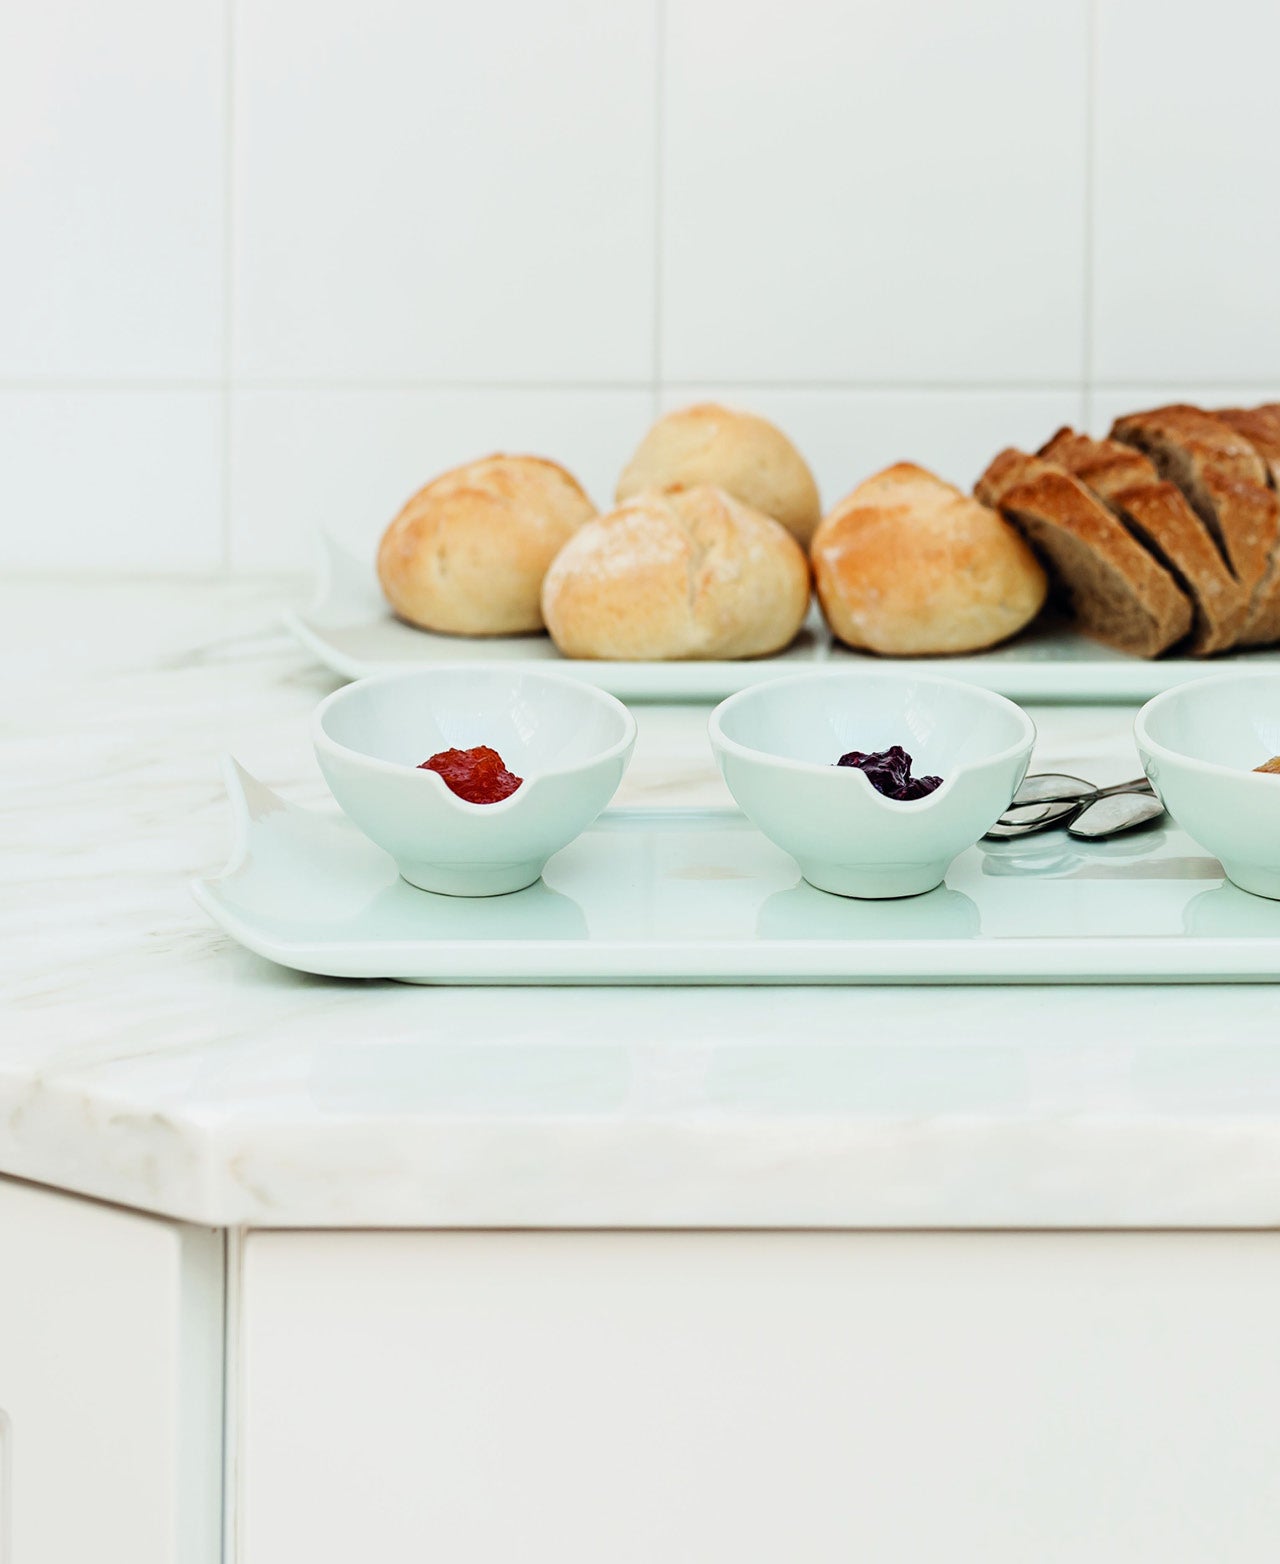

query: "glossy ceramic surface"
xmin=314 ymin=666 xmax=636 ymax=895
xmin=284 ymin=533 xmax=1280 ymax=703
xmin=709 ymin=671 xmax=1035 ymax=898
xmin=192 ymin=761 xmax=1280 ymax=983
xmin=1136 ymin=670 xmax=1280 ymax=900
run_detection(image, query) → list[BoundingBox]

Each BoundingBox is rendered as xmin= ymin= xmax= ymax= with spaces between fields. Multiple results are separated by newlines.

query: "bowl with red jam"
xmin=313 ymin=667 xmax=636 ymax=895
xmin=1136 ymin=669 xmax=1280 ymax=900
xmin=708 ymin=670 xmax=1035 ymax=898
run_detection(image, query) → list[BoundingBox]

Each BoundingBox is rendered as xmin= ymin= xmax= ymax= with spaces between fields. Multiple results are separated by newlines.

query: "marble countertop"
xmin=5 ymin=576 xmax=1279 ymax=1231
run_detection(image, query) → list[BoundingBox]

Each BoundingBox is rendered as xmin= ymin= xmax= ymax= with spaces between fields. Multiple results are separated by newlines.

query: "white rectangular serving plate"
xmin=193 ymin=760 xmax=1280 ymax=985
xmin=282 ymin=534 xmax=1280 ymax=704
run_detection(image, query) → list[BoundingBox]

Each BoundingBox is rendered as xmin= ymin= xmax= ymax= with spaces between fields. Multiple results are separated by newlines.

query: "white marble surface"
xmin=4 ymin=577 xmax=1279 ymax=1230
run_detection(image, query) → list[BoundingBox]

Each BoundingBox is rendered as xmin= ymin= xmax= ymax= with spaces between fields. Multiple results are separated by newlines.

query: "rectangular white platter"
xmin=193 ymin=760 xmax=1280 ymax=985
xmin=283 ymin=534 xmax=1280 ymax=704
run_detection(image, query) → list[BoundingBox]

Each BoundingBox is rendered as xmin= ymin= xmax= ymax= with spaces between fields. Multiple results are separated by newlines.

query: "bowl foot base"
xmin=399 ymin=860 xmax=544 ymax=897
xmin=798 ymin=860 xmax=949 ymax=900
xmin=1222 ymin=861 xmax=1280 ymax=902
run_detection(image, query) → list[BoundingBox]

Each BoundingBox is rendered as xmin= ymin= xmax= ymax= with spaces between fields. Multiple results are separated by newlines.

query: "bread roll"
xmin=542 ymin=485 xmax=811 ymax=661
xmin=616 ymin=403 xmax=821 ymax=546
xmin=813 ymin=462 xmax=1047 ymax=656
xmin=377 ymin=454 xmax=595 ymax=635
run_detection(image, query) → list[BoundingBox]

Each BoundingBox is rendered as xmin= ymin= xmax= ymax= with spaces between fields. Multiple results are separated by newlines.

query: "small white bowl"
xmin=314 ymin=667 xmax=636 ymax=896
xmin=1135 ymin=670 xmax=1280 ymax=900
xmin=708 ymin=670 xmax=1036 ymax=899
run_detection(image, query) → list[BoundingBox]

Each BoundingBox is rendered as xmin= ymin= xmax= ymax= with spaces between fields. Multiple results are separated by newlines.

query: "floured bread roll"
xmin=814 ymin=462 xmax=1047 ymax=656
xmin=377 ymin=454 xmax=596 ymax=635
xmin=542 ymin=485 xmax=811 ymax=661
xmin=616 ymin=403 xmax=822 ymax=546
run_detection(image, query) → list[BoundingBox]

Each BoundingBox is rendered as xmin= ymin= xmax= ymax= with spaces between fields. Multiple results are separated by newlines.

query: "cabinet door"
xmin=0 ymin=1177 xmax=223 ymax=1564
xmin=241 ymin=1230 xmax=1280 ymax=1564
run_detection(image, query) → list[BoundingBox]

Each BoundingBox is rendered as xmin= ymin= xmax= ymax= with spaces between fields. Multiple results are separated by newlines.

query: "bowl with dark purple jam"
xmin=708 ymin=671 xmax=1035 ymax=898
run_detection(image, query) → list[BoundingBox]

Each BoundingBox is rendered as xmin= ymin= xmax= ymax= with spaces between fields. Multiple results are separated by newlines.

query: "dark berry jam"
xmin=836 ymin=745 xmax=942 ymax=801
xmin=419 ymin=745 xmax=523 ymax=804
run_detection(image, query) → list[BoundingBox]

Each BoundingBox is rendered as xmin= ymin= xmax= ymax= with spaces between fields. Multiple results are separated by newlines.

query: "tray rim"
xmin=192 ymin=760 xmax=1280 ymax=986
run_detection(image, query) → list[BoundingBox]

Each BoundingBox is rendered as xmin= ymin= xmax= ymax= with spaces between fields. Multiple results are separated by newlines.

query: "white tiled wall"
xmin=4 ymin=0 xmax=1279 ymax=572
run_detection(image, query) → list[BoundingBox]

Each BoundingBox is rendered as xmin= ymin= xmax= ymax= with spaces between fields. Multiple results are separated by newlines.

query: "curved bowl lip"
xmin=707 ymin=668 xmax=1036 ymax=810
xmin=312 ymin=664 xmax=637 ymax=816
xmin=1135 ymin=668 xmax=1280 ymax=787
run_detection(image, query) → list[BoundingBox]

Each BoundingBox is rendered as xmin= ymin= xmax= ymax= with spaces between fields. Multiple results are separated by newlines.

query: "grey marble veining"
xmin=3 ymin=577 xmax=1278 ymax=1230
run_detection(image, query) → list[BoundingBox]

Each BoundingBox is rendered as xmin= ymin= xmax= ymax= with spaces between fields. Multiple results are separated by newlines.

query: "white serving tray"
xmin=282 ymin=534 xmax=1280 ymax=704
xmin=193 ymin=760 xmax=1280 ymax=984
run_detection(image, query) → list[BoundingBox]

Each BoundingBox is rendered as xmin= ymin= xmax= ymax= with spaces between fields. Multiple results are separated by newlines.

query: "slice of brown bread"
xmin=1110 ymin=404 xmax=1280 ymax=644
xmin=1211 ymin=405 xmax=1280 ymax=644
xmin=1039 ymin=427 xmax=1247 ymax=655
xmin=976 ymin=448 xmax=1192 ymax=658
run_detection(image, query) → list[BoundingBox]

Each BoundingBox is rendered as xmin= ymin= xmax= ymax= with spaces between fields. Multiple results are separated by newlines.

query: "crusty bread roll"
xmin=616 ymin=403 xmax=821 ymax=546
xmin=813 ymin=462 xmax=1047 ymax=656
xmin=377 ymin=454 xmax=596 ymax=635
xmin=542 ymin=485 xmax=811 ymax=661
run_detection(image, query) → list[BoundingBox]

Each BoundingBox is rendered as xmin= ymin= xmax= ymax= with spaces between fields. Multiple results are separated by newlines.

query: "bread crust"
xmin=1215 ymin=405 xmax=1280 ymax=473
xmin=1212 ymin=406 xmax=1280 ymax=644
xmin=976 ymin=449 xmax=1192 ymax=659
xmin=1039 ymin=427 xmax=1247 ymax=655
xmin=810 ymin=462 xmax=1046 ymax=657
xmin=1110 ymin=405 xmax=1280 ymax=639
xmin=377 ymin=454 xmax=595 ymax=635
xmin=616 ymin=403 xmax=821 ymax=546
xmin=541 ymin=485 xmax=811 ymax=661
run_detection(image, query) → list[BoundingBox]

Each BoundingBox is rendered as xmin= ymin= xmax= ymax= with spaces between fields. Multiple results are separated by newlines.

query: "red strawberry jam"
xmin=419 ymin=745 xmax=523 ymax=804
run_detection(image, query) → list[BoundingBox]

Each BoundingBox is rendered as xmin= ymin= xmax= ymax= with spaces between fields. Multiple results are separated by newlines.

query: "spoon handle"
xmin=1094 ymin=776 xmax=1155 ymax=799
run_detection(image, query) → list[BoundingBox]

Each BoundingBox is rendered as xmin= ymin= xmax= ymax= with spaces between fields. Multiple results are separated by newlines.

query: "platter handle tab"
xmin=198 ymin=756 xmax=290 ymax=887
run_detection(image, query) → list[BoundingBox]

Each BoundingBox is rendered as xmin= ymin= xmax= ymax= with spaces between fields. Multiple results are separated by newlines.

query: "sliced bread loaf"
xmin=1209 ymin=405 xmax=1280 ymax=644
xmin=975 ymin=449 xmax=1192 ymax=658
xmin=1110 ymin=404 xmax=1280 ymax=644
xmin=1039 ymin=427 xmax=1247 ymax=655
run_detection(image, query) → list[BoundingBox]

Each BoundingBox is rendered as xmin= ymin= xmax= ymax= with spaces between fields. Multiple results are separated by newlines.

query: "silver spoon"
xmin=1009 ymin=772 xmax=1153 ymax=808
xmin=1066 ymin=792 xmax=1165 ymax=840
xmin=984 ymin=799 xmax=1085 ymax=840
xmin=986 ymin=772 xmax=1163 ymax=842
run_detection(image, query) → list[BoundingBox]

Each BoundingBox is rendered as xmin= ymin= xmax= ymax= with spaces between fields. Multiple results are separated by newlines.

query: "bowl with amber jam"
xmin=708 ymin=670 xmax=1035 ymax=899
xmin=1136 ymin=669 xmax=1280 ymax=900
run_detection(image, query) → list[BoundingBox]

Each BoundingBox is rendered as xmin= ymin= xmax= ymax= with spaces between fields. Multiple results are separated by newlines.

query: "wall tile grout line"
xmin=652 ymin=0 xmax=666 ymax=423
xmin=1081 ymin=0 xmax=1098 ymax=432
xmin=220 ymin=0 xmax=237 ymax=570
xmin=8 ymin=377 xmax=1280 ymax=396
xmin=0 ymin=380 xmax=228 ymax=392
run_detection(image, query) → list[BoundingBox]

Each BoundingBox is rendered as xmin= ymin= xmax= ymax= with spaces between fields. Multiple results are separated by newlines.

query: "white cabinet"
xmin=239 ymin=1230 xmax=1280 ymax=1564
xmin=7 ymin=1201 xmax=1280 ymax=1562
xmin=0 ymin=1178 xmax=223 ymax=1564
